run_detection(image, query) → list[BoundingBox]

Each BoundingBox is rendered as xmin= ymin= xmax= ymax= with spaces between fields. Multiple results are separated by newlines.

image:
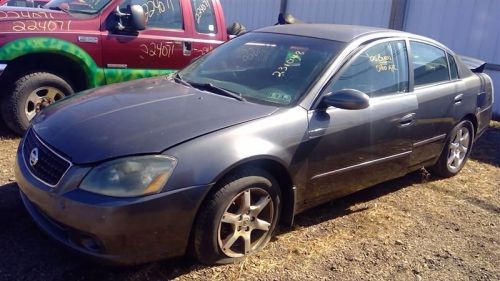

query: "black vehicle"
xmin=15 ymin=24 xmax=494 ymax=265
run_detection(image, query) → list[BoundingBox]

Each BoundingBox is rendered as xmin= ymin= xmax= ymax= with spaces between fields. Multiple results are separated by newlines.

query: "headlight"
xmin=80 ymin=155 xmax=177 ymax=197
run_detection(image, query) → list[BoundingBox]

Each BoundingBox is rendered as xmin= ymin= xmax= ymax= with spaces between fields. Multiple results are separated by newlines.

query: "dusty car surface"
xmin=15 ymin=24 xmax=494 ymax=265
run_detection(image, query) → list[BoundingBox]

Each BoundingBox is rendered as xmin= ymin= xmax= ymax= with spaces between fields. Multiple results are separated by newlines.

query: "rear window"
xmin=411 ymin=41 xmax=450 ymax=87
xmin=191 ymin=0 xmax=217 ymax=33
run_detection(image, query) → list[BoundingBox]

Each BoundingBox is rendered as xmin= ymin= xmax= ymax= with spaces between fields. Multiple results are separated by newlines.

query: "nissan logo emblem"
xmin=29 ymin=148 xmax=39 ymax=167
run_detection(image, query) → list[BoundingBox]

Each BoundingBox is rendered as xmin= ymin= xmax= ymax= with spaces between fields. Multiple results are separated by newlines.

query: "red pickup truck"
xmin=0 ymin=0 xmax=238 ymax=134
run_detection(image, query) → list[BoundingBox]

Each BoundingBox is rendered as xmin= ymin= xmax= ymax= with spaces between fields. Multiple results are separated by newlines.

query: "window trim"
xmin=315 ymin=37 xmax=410 ymax=106
xmin=409 ymin=39 xmax=457 ymax=89
xmin=446 ymin=52 xmax=460 ymax=81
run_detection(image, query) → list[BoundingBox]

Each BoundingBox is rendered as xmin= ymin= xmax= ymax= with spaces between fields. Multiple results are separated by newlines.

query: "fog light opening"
xmin=70 ymin=232 xmax=103 ymax=253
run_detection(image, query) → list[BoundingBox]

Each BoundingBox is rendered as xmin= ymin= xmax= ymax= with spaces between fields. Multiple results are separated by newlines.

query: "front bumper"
xmin=15 ymin=148 xmax=211 ymax=265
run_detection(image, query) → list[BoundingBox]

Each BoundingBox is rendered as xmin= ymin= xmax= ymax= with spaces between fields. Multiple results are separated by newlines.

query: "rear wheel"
xmin=192 ymin=168 xmax=281 ymax=265
xmin=430 ymin=120 xmax=474 ymax=177
xmin=1 ymin=72 xmax=74 ymax=135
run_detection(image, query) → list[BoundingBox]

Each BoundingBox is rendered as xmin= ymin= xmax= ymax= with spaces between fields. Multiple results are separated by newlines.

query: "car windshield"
xmin=44 ymin=0 xmax=111 ymax=14
xmin=178 ymin=33 xmax=345 ymax=106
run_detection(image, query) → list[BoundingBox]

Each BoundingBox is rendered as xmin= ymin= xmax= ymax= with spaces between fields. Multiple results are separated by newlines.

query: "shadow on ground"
xmin=470 ymin=123 xmax=500 ymax=166
xmin=0 ymin=119 xmax=16 ymax=139
xmin=0 ymin=169 xmax=429 ymax=281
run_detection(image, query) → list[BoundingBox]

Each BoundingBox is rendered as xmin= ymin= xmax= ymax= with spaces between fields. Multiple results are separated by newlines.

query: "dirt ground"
xmin=0 ymin=120 xmax=498 ymax=281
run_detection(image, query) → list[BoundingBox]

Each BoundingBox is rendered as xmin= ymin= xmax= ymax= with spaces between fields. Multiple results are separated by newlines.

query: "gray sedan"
xmin=15 ymin=24 xmax=494 ymax=265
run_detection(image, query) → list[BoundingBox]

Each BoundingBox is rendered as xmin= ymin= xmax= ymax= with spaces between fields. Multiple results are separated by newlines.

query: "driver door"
xmin=303 ymin=39 xmax=418 ymax=204
xmin=101 ymin=0 xmax=194 ymax=83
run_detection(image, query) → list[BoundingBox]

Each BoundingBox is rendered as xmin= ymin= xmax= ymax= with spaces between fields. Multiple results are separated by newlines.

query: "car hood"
xmin=32 ymin=77 xmax=278 ymax=164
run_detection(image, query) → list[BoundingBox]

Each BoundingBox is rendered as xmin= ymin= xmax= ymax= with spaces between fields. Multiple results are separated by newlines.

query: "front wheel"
xmin=1 ymin=72 xmax=74 ymax=135
xmin=430 ymin=120 xmax=474 ymax=177
xmin=192 ymin=168 xmax=281 ymax=265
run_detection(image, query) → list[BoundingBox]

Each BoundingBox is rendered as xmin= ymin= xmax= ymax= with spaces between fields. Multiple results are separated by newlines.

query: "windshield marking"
xmin=0 ymin=11 xmax=55 ymax=19
xmin=142 ymin=0 xmax=174 ymax=19
xmin=194 ymin=0 xmax=211 ymax=24
xmin=12 ymin=20 xmax=72 ymax=32
xmin=272 ymin=50 xmax=305 ymax=78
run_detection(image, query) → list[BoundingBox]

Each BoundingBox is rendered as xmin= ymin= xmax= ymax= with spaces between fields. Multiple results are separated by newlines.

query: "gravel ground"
xmin=0 ymin=121 xmax=498 ymax=281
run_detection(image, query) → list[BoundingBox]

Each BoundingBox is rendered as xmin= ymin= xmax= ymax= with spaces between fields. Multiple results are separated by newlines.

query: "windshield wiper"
xmin=173 ymin=73 xmax=191 ymax=87
xmin=189 ymin=82 xmax=246 ymax=102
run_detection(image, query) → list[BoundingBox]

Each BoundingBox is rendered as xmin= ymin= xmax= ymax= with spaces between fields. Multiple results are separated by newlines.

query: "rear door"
xmin=303 ymin=39 xmax=418 ymax=205
xmin=188 ymin=0 xmax=225 ymax=57
xmin=101 ymin=0 xmax=194 ymax=83
xmin=409 ymin=41 xmax=466 ymax=167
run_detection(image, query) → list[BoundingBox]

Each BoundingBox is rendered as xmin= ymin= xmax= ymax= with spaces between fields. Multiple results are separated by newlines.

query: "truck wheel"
xmin=192 ymin=168 xmax=281 ymax=265
xmin=1 ymin=72 xmax=74 ymax=135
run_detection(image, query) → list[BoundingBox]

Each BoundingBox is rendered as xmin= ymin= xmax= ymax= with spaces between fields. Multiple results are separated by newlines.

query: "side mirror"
xmin=321 ymin=89 xmax=370 ymax=110
xmin=113 ymin=5 xmax=146 ymax=32
xmin=129 ymin=5 xmax=146 ymax=31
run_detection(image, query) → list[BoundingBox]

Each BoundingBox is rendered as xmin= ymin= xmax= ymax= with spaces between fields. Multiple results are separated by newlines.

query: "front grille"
xmin=23 ymin=129 xmax=71 ymax=186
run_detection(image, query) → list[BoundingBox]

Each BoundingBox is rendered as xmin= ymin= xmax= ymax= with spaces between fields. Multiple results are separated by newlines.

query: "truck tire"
xmin=1 ymin=72 xmax=74 ymax=135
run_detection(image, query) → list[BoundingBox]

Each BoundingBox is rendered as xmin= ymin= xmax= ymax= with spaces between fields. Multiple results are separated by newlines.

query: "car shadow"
xmin=290 ymin=170 xmax=427 ymax=229
xmin=469 ymin=123 xmax=500 ymax=166
xmin=0 ymin=169 xmax=431 ymax=281
xmin=0 ymin=119 xmax=17 ymax=139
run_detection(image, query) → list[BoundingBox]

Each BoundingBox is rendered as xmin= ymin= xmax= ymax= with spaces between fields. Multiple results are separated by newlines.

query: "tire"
xmin=1 ymin=72 xmax=74 ymax=135
xmin=192 ymin=167 xmax=281 ymax=265
xmin=430 ymin=120 xmax=474 ymax=177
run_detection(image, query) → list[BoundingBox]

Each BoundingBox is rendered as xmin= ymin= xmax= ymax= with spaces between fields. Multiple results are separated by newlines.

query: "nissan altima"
xmin=15 ymin=24 xmax=494 ymax=265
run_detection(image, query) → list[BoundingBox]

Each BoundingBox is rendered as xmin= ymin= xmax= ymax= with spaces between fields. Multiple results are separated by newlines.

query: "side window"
xmin=411 ymin=41 xmax=450 ymax=86
xmin=124 ymin=0 xmax=183 ymax=30
xmin=328 ymin=40 xmax=409 ymax=98
xmin=447 ymin=53 xmax=459 ymax=80
xmin=191 ymin=0 xmax=217 ymax=33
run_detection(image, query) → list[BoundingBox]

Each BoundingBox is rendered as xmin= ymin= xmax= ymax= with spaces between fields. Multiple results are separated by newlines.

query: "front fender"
xmin=163 ymin=107 xmax=309 ymax=191
xmin=0 ymin=37 xmax=105 ymax=87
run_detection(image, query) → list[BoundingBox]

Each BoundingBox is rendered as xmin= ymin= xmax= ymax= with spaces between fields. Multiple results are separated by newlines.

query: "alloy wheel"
xmin=446 ymin=126 xmax=471 ymax=173
xmin=217 ymin=187 xmax=274 ymax=257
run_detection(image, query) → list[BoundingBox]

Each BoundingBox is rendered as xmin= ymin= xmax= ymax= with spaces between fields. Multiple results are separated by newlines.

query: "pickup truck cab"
xmin=0 ymin=0 xmax=230 ymax=134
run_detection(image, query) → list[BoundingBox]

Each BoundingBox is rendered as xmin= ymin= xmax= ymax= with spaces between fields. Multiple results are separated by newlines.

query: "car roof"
xmin=256 ymin=24 xmax=409 ymax=43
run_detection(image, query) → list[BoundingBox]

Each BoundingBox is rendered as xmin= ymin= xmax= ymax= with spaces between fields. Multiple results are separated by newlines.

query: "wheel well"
xmin=462 ymin=114 xmax=478 ymax=135
xmin=0 ymin=53 xmax=88 ymax=92
xmin=214 ymin=159 xmax=296 ymax=226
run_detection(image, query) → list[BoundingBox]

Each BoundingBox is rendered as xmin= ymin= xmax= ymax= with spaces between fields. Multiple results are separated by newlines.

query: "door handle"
xmin=183 ymin=41 xmax=192 ymax=56
xmin=399 ymin=113 xmax=416 ymax=127
xmin=454 ymin=94 xmax=463 ymax=104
